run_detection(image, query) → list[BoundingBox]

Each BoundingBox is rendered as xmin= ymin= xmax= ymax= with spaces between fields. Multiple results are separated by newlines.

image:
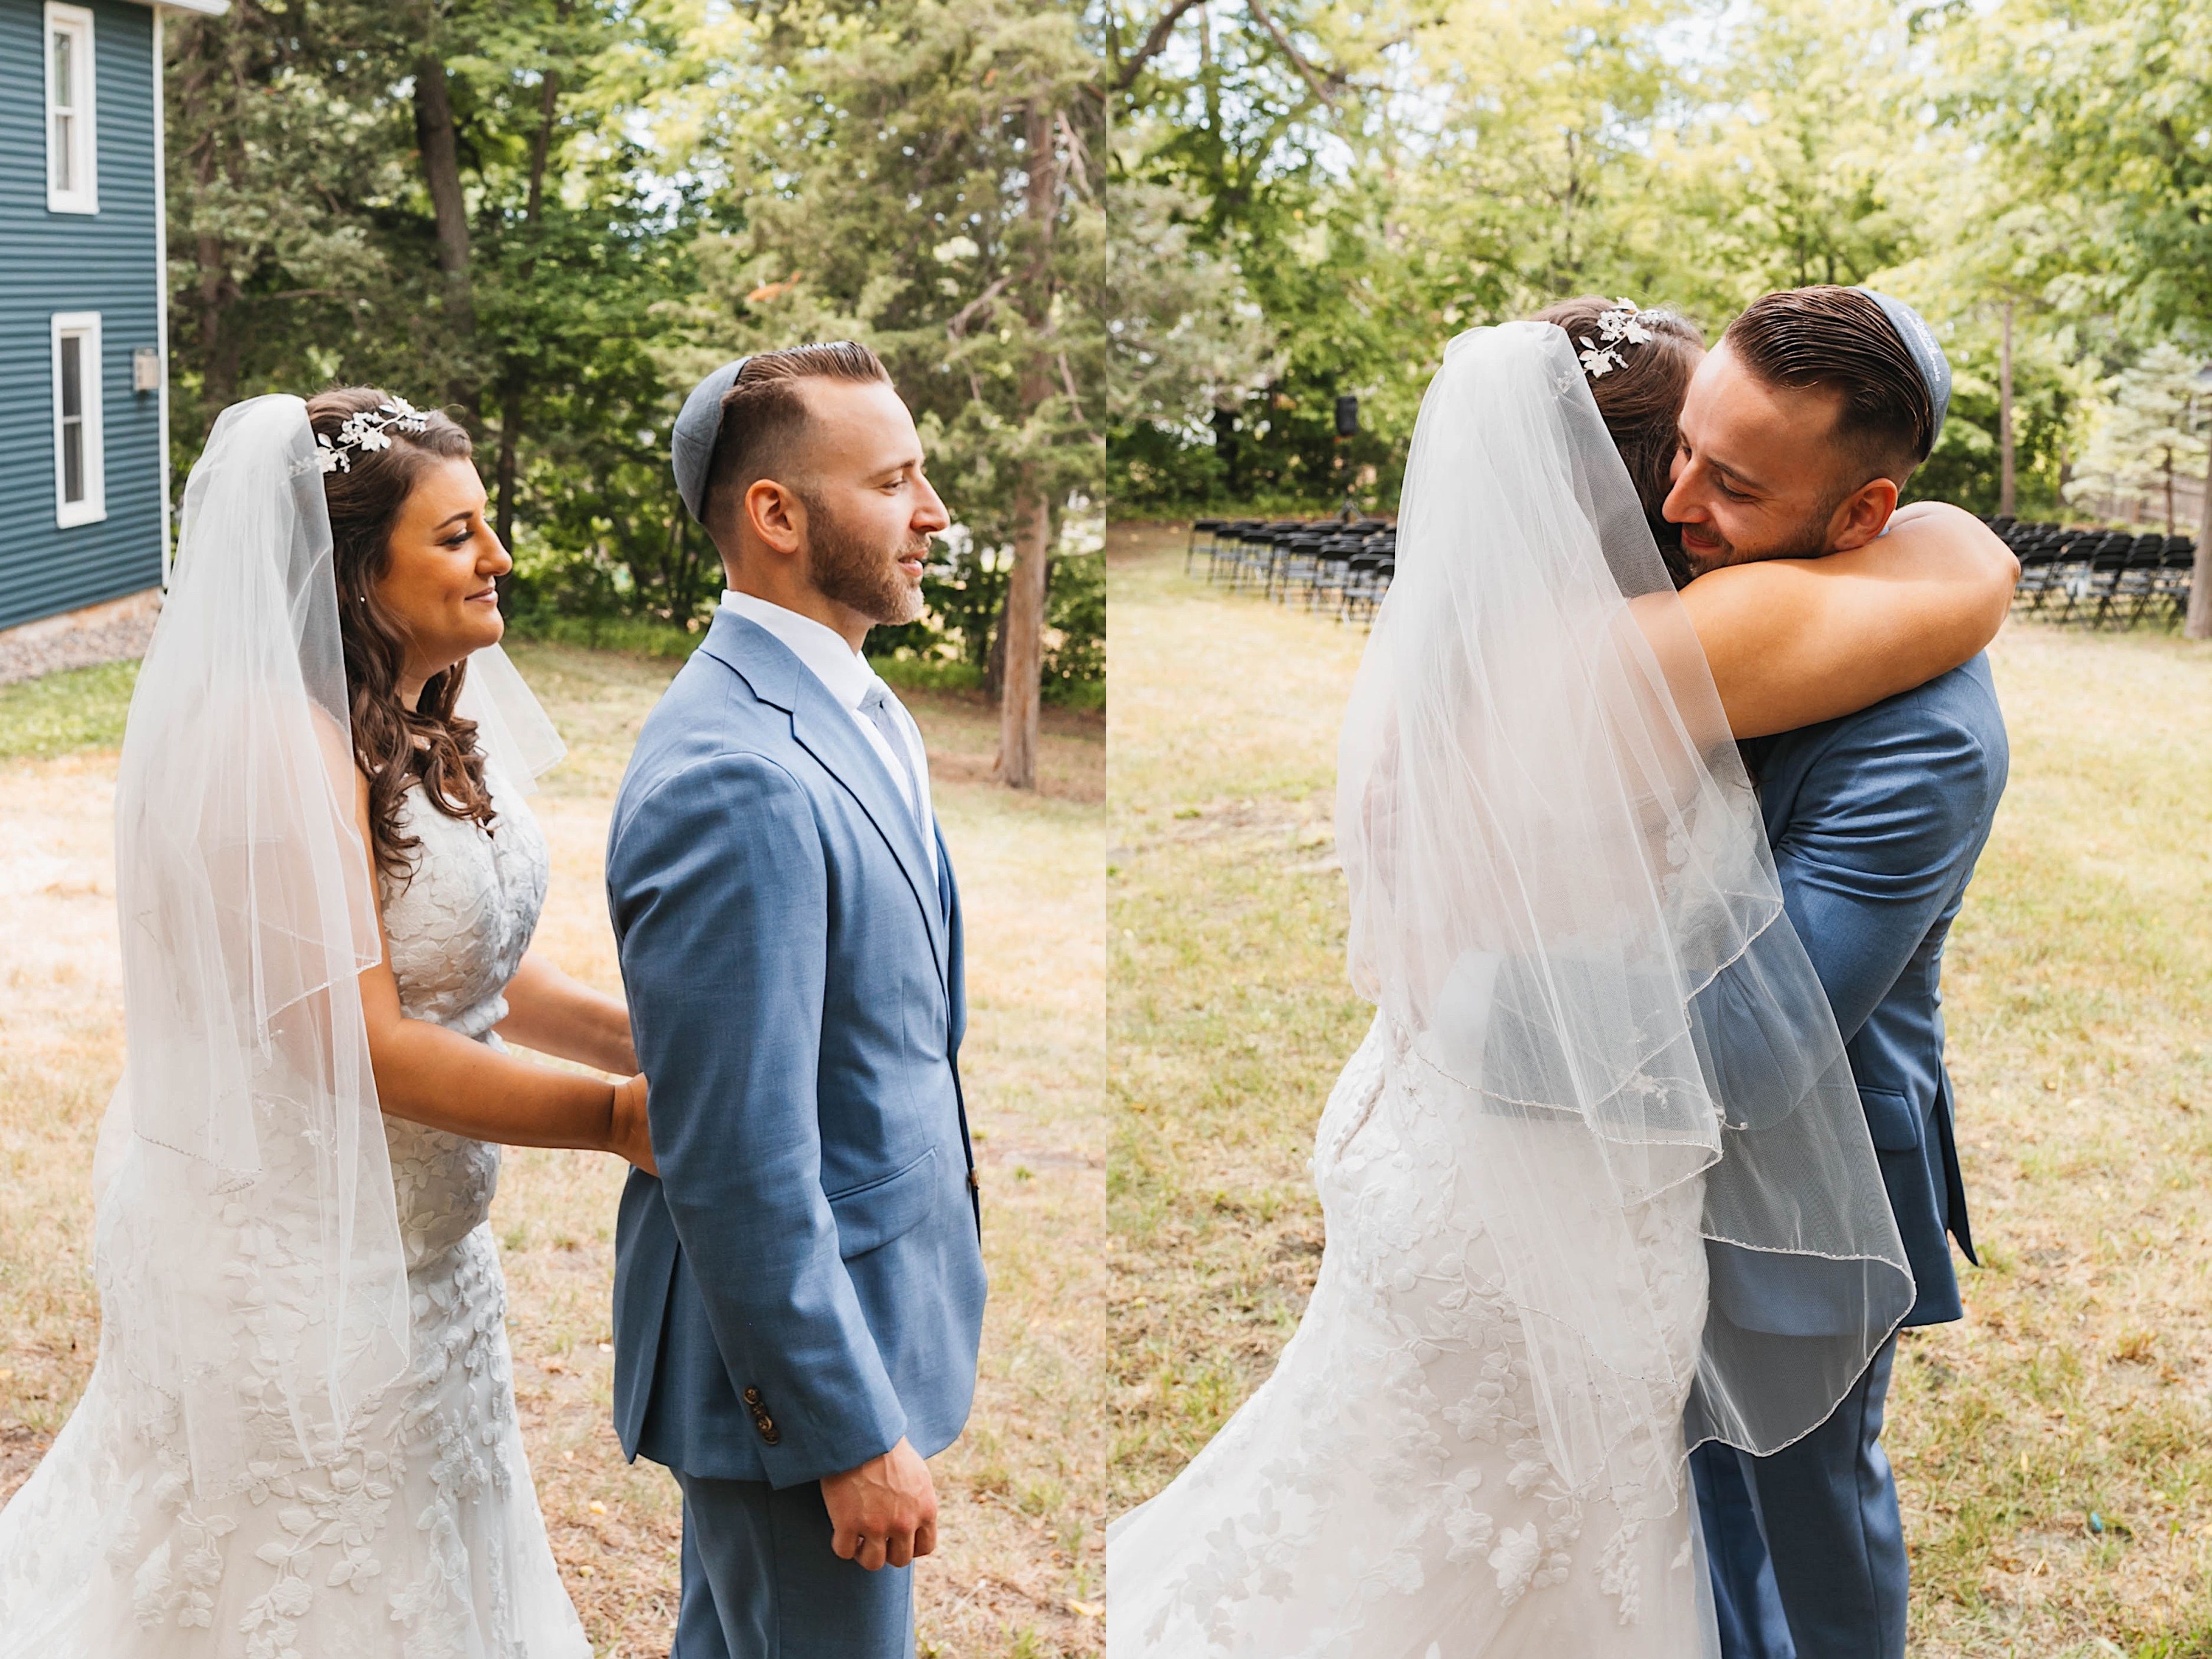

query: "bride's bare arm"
xmin=495 ymin=955 xmax=637 ymax=1076
xmin=1678 ymin=503 xmax=2019 ymax=740
xmin=353 ymin=770 xmax=655 ymax=1170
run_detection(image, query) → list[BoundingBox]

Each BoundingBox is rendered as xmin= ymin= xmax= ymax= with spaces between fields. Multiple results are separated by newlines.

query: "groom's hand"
xmin=823 ymin=1437 xmax=938 ymax=1571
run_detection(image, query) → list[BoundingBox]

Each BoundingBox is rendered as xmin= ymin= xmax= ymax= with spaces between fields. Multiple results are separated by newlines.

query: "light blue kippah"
xmin=1856 ymin=289 xmax=1950 ymax=452
xmin=671 ymin=356 xmax=751 ymax=523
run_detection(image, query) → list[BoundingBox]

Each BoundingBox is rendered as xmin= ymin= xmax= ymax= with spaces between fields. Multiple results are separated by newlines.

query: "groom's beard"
xmin=1676 ymin=505 xmax=1833 ymax=579
xmin=803 ymin=498 xmax=929 ymax=627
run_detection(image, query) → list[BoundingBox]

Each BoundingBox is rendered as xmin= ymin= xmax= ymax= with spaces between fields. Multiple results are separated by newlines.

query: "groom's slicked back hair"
xmin=703 ymin=341 xmax=891 ymax=539
xmin=1724 ymin=287 xmax=1936 ymax=486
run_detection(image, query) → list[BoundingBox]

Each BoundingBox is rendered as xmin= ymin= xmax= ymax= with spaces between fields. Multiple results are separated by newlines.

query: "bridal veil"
xmin=98 ymin=392 xmax=562 ymax=1487
xmin=1335 ymin=321 xmax=1914 ymax=1503
xmin=101 ymin=393 xmax=412 ymax=1489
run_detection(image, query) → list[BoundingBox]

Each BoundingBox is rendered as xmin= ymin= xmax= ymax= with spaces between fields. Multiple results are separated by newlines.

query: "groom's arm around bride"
xmin=604 ymin=343 xmax=987 ymax=1659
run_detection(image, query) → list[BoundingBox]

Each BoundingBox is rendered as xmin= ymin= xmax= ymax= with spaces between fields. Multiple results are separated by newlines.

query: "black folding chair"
xmin=1213 ymin=521 xmax=1264 ymax=585
xmin=2153 ymin=536 xmax=2198 ymax=625
xmin=1238 ymin=523 xmax=1302 ymax=592
xmin=1307 ymin=534 xmax=1360 ymax=611
xmin=1269 ymin=530 xmax=1330 ymax=602
xmin=2010 ymin=535 xmax=2063 ymax=613
xmin=1188 ymin=518 xmax=1223 ymax=574
xmin=1340 ymin=552 xmax=1395 ymax=625
xmin=2103 ymin=535 xmax=2169 ymax=628
xmin=1205 ymin=520 xmax=1254 ymax=583
xmin=2047 ymin=530 xmax=2112 ymax=623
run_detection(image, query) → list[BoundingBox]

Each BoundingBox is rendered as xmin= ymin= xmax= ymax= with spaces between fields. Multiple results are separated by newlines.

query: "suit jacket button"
xmin=967 ymin=1169 xmax=980 ymax=1192
xmin=742 ymin=1387 xmax=763 ymax=1407
xmin=757 ymin=1418 xmax=779 ymax=1444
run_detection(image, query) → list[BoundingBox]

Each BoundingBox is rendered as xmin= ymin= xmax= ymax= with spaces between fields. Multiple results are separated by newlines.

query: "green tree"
xmin=1946 ymin=0 xmax=2212 ymax=628
xmin=1653 ymin=0 xmax=1925 ymax=316
xmin=2065 ymin=342 xmax=2210 ymax=536
xmin=667 ymin=0 xmax=1106 ymax=786
xmin=1108 ymin=0 xmax=1438 ymax=508
xmin=163 ymin=1 xmax=706 ymax=619
xmin=1106 ymin=165 xmax=1282 ymax=502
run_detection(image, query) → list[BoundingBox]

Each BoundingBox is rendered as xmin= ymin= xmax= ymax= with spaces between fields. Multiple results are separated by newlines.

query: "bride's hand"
xmin=609 ymin=1073 xmax=657 ymax=1175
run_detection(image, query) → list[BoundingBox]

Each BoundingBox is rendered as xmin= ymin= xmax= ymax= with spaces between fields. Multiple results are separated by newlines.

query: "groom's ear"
xmin=1825 ymin=475 xmax=1899 ymax=554
xmin=729 ymin=476 xmax=808 ymax=562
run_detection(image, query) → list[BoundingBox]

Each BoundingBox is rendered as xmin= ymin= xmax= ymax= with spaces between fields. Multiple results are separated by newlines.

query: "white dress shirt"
xmin=720 ymin=590 xmax=938 ymax=876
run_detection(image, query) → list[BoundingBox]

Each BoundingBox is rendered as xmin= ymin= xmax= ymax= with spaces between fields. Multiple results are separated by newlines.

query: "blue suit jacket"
xmin=1723 ymin=654 xmax=2008 ymax=1330
xmin=604 ymin=610 xmax=987 ymax=1487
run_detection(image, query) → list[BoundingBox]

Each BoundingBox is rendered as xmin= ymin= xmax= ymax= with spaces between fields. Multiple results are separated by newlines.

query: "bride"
xmin=0 ymin=390 xmax=655 ymax=1655
xmin=1107 ymin=313 xmax=2014 ymax=1655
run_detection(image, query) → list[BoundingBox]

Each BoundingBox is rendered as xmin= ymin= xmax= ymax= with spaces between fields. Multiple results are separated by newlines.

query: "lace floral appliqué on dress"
xmin=0 ymin=762 xmax=592 ymax=1659
xmin=1105 ymin=1018 xmax=1715 ymax=1659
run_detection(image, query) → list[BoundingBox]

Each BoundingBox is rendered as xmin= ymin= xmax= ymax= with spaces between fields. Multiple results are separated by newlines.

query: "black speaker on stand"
xmin=1334 ymin=394 xmax=1360 ymax=523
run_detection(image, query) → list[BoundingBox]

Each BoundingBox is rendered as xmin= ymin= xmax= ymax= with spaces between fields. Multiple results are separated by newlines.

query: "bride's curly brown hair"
xmin=307 ymin=386 xmax=497 ymax=884
xmin=1532 ymin=296 xmax=1706 ymax=587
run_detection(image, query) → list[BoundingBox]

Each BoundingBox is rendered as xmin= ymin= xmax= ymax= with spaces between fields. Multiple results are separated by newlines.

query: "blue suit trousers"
xmin=672 ymin=1471 xmax=915 ymax=1659
xmin=1693 ymin=1337 xmax=1905 ymax=1659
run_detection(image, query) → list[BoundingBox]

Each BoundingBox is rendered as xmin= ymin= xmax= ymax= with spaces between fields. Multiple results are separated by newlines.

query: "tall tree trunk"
xmin=495 ymin=40 xmax=565 ymax=561
xmin=413 ymin=49 xmax=475 ymax=416
xmin=996 ymin=493 xmax=1052 ymax=788
xmin=175 ymin=24 xmax=241 ymax=407
xmin=494 ymin=391 xmax=526 ymax=562
xmin=1998 ymin=300 xmax=2015 ymax=519
xmin=2188 ymin=441 xmax=2212 ymax=640
xmin=996 ymin=99 xmax=1060 ymax=791
xmin=413 ymin=54 xmax=471 ymax=296
xmin=985 ymin=590 xmax=1009 ymax=702
xmin=188 ymin=103 xmax=238 ymax=402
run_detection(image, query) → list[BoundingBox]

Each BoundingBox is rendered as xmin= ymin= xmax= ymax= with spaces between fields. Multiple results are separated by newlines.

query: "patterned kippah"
xmin=1856 ymin=289 xmax=1950 ymax=451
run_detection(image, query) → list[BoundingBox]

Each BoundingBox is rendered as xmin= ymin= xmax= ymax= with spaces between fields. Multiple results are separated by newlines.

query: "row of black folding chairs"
xmin=1986 ymin=517 xmax=2196 ymax=628
xmin=1187 ymin=517 xmax=1398 ymax=623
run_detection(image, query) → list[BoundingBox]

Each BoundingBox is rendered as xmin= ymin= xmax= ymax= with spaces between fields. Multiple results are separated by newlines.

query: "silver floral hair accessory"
xmin=312 ymin=398 xmax=431 ymax=474
xmin=1576 ymin=300 xmax=1652 ymax=379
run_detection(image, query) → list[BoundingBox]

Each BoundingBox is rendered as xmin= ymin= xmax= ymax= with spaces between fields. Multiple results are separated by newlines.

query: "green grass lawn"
xmin=1108 ymin=520 xmax=2212 ymax=1658
xmin=0 ymin=660 xmax=140 ymax=762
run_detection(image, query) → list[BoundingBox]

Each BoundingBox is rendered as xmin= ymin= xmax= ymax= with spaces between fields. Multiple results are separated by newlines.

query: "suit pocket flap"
xmin=827 ymin=1147 xmax=939 ymax=1258
xmin=1859 ymin=1086 xmax=1923 ymax=1153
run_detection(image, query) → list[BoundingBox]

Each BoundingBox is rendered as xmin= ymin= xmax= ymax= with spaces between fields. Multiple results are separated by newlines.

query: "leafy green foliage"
xmin=1109 ymin=0 xmax=2212 ymax=527
xmin=159 ymin=0 xmax=1104 ymax=691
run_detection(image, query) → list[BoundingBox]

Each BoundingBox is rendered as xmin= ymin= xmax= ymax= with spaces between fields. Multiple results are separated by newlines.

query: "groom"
xmin=606 ymin=342 xmax=986 ymax=1657
xmin=1671 ymin=287 xmax=2010 ymax=1659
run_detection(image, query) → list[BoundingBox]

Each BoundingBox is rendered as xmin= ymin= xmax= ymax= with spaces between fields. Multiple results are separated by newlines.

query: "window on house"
xmin=52 ymin=313 xmax=106 ymax=527
xmin=46 ymin=4 xmax=98 ymax=215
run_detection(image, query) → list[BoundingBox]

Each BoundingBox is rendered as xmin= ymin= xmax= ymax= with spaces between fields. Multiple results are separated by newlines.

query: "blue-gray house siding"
xmin=0 ymin=0 xmax=165 ymax=633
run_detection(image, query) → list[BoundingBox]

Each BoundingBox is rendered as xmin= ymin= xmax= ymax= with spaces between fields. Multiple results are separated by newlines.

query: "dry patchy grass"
xmin=0 ymin=639 xmax=1105 ymax=1658
xmin=1107 ymin=520 xmax=2212 ymax=1657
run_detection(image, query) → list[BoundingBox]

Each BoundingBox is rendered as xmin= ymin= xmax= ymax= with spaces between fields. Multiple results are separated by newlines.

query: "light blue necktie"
xmin=859 ymin=682 xmax=927 ymax=845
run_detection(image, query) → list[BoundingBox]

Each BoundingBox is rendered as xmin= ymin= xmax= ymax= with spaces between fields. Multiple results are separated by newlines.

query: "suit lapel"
xmin=701 ymin=613 xmax=950 ymax=987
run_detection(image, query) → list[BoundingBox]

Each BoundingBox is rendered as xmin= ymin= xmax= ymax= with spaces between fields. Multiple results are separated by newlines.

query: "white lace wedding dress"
xmin=1106 ymin=1020 xmax=1716 ymax=1658
xmin=0 ymin=761 xmax=592 ymax=1659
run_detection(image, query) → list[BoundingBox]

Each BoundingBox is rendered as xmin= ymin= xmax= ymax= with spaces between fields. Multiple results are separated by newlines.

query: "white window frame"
xmin=45 ymin=3 xmax=98 ymax=215
xmin=52 ymin=312 xmax=107 ymax=528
